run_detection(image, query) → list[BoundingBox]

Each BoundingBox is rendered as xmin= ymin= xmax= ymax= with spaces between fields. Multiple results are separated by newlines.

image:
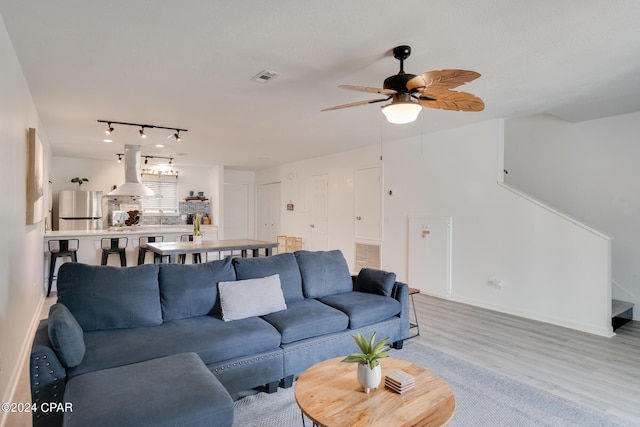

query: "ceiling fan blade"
xmin=339 ymin=85 xmax=397 ymax=95
xmin=321 ymin=97 xmax=390 ymax=112
xmin=419 ymin=69 xmax=481 ymax=91
xmin=418 ymin=90 xmax=485 ymax=112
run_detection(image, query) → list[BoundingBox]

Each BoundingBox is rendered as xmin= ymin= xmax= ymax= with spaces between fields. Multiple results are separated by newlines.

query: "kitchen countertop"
xmin=44 ymin=225 xmax=218 ymax=239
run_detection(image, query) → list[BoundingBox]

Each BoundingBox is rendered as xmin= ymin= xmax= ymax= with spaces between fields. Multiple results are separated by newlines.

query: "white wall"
xmin=51 ymin=156 xmax=221 ymax=227
xmin=257 ymin=148 xmax=381 ymax=263
xmin=223 ymin=169 xmax=256 ymax=239
xmin=0 ymin=16 xmax=51 ymax=424
xmin=257 ymin=119 xmax=613 ymax=337
xmin=505 ymin=112 xmax=640 ymax=319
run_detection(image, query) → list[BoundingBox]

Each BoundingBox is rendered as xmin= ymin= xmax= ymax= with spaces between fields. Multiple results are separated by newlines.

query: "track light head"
xmin=144 ymin=157 xmax=148 ymax=164
xmin=105 ymin=123 xmax=114 ymax=135
xmin=139 ymin=127 xmax=146 ymax=138
xmin=169 ymin=158 xmax=173 ymax=166
xmin=174 ymin=130 xmax=181 ymax=142
xmin=117 ymin=154 xmax=122 ymax=163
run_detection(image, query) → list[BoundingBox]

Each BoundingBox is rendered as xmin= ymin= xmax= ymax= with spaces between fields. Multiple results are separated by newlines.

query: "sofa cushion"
xmin=318 ymin=291 xmax=401 ymax=329
xmin=354 ymin=268 xmax=397 ymax=297
xmin=218 ymin=274 xmax=287 ymax=321
xmin=63 ymin=352 xmax=234 ymax=427
xmin=295 ymin=250 xmax=353 ymax=298
xmin=68 ymin=316 xmax=282 ymax=379
xmin=159 ymin=258 xmax=236 ymax=321
xmin=233 ymin=253 xmax=304 ymax=303
xmin=57 ymin=263 xmax=161 ymax=331
xmin=47 ymin=303 xmax=85 ymax=368
xmin=261 ymin=299 xmax=349 ymax=344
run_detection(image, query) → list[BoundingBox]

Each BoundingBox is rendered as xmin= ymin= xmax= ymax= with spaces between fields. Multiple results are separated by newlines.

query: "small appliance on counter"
xmin=57 ymin=190 xmax=103 ymax=230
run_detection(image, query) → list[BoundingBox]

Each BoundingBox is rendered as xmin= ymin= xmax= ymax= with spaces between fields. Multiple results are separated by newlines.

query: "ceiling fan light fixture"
xmin=382 ymin=101 xmax=422 ymax=124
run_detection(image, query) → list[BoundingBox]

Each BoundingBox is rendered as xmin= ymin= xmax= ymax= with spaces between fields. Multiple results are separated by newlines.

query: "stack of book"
xmin=384 ymin=370 xmax=415 ymax=394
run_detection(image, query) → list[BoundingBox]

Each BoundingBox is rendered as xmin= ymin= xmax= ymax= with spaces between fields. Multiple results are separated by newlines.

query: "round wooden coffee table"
xmin=295 ymin=357 xmax=455 ymax=427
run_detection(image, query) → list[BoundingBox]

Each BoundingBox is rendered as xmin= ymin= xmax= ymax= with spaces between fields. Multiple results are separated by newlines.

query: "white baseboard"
xmin=450 ymin=295 xmax=615 ymax=338
xmin=0 ymin=294 xmax=45 ymax=427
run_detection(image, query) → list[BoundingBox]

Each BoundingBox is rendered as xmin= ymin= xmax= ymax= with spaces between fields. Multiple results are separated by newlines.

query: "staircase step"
xmin=612 ymin=299 xmax=634 ymax=331
xmin=612 ymin=299 xmax=634 ymax=317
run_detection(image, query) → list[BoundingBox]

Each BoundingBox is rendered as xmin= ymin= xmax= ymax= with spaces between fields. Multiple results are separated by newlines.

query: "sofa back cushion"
xmin=57 ymin=263 xmax=162 ymax=331
xmin=159 ymin=257 xmax=236 ymax=321
xmin=295 ymin=250 xmax=353 ymax=298
xmin=232 ymin=253 xmax=304 ymax=303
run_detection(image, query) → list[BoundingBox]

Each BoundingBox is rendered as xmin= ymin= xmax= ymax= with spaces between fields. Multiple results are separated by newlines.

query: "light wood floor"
xmin=7 ymin=293 xmax=640 ymax=426
xmin=411 ymin=294 xmax=640 ymax=425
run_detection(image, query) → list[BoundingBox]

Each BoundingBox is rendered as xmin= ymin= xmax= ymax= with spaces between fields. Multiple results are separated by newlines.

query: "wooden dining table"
xmin=145 ymin=239 xmax=279 ymax=263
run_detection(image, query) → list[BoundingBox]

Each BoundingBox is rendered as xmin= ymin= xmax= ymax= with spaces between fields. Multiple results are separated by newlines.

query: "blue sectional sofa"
xmin=30 ymin=250 xmax=409 ymax=427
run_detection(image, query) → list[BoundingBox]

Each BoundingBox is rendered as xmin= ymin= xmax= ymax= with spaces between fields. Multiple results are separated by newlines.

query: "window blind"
xmin=141 ymin=175 xmax=179 ymax=213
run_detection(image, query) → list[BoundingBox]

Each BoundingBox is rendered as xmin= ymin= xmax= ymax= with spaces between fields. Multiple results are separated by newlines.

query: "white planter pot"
xmin=193 ymin=235 xmax=202 ymax=245
xmin=357 ymin=362 xmax=381 ymax=393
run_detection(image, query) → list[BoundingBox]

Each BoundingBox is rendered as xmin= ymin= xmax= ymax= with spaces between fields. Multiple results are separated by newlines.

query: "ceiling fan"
xmin=322 ymin=45 xmax=484 ymax=124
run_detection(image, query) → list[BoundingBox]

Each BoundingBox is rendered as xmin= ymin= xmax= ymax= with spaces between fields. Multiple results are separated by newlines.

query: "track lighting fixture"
xmin=97 ymin=120 xmax=188 ymax=140
xmin=117 ymin=152 xmax=175 ymax=166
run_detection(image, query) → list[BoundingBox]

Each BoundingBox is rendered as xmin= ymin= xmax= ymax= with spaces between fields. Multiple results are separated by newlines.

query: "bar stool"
xmin=178 ymin=234 xmax=202 ymax=264
xmin=101 ymin=237 xmax=128 ymax=266
xmin=47 ymin=239 xmax=79 ymax=297
xmin=137 ymin=236 xmax=164 ymax=265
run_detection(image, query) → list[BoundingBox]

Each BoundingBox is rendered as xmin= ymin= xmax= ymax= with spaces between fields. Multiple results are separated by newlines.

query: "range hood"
xmin=107 ymin=144 xmax=156 ymax=197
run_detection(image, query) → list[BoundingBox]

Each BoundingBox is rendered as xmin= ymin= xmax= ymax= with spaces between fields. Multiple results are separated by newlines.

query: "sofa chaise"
xmin=30 ymin=249 xmax=409 ymax=427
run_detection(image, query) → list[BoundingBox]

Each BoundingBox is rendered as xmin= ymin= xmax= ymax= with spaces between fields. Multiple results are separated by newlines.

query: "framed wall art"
xmin=26 ymin=127 xmax=44 ymax=224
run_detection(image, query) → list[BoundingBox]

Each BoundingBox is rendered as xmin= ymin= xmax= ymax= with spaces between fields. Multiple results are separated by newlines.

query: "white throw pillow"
xmin=218 ymin=274 xmax=287 ymax=321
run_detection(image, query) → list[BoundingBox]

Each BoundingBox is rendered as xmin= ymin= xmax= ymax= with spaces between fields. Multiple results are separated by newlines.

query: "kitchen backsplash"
xmin=139 ymin=201 xmax=211 ymax=226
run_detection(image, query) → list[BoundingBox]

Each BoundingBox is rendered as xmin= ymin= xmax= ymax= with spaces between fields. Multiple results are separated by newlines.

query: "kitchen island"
xmin=43 ymin=225 xmax=218 ymax=293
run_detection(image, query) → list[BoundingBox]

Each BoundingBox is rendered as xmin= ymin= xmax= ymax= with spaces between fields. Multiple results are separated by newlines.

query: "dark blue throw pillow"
xmin=354 ymin=268 xmax=397 ymax=297
xmin=48 ymin=303 xmax=85 ymax=368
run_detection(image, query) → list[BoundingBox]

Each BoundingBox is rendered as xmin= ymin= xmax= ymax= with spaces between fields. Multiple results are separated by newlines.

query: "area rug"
xmin=232 ymin=341 xmax=633 ymax=427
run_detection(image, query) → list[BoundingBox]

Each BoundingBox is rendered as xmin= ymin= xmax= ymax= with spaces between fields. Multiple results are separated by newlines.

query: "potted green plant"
xmin=342 ymin=332 xmax=390 ymax=393
xmin=193 ymin=213 xmax=202 ymax=244
xmin=71 ymin=177 xmax=89 ymax=189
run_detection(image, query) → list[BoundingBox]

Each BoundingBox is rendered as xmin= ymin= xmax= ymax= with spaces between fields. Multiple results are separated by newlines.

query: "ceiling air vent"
xmin=251 ymin=69 xmax=279 ymax=84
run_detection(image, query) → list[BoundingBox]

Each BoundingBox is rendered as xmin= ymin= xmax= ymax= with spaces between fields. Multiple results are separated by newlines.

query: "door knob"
xmin=310 ymin=224 xmax=315 ymax=228
xmin=356 ymin=216 xmax=362 ymax=221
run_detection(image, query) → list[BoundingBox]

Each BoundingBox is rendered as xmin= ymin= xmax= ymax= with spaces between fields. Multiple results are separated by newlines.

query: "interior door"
xmin=257 ymin=182 xmax=281 ymax=242
xmin=309 ymin=174 xmax=329 ymax=251
xmin=355 ymin=165 xmax=382 ymax=240
xmin=408 ymin=215 xmax=452 ymax=297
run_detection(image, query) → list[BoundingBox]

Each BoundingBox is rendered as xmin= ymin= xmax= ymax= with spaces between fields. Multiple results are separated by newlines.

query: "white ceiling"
xmin=2 ymin=1 xmax=640 ymax=170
